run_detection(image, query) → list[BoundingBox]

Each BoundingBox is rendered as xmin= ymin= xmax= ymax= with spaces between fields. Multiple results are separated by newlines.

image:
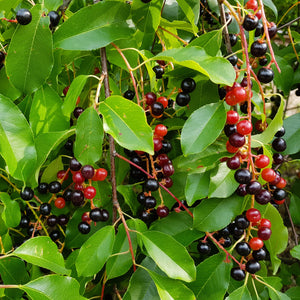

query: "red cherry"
xmin=255 ymin=10 xmax=262 ymax=19
xmin=236 ymin=120 xmax=253 ymax=135
xmin=261 ymin=168 xmax=276 ymax=182
xmin=57 ymin=170 xmax=69 ymax=181
xmin=81 ymin=212 xmax=91 ymax=222
xmin=225 ymin=91 xmax=238 ymax=106
xmin=55 ymin=197 xmax=66 ymax=209
xmin=226 ymin=141 xmax=239 ymax=153
xmin=249 ymin=237 xmax=264 ymax=250
xmin=84 ymin=186 xmax=96 ymax=199
xmin=154 ymin=124 xmax=168 ymax=137
xmin=259 ymin=218 xmax=271 ymax=228
xmin=156 ymin=205 xmax=169 ymax=218
xmin=145 ymin=92 xmax=157 ymax=105
xmin=72 ymin=171 xmax=85 ymax=184
xmin=274 ymin=199 xmax=285 ymax=205
xmin=226 ymin=82 xmax=241 ymax=92
xmin=157 ymin=96 xmax=168 ymax=108
xmin=258 ymin=227 xmax=272 ymax=240
xmin=74 ymin=183 xmax=84 ymax=190
xmin=92 ymin=168 xmax=108 ymax=181
xmin=157 ymin=154 xmax=170 ymax=166
xmin=255 ymin=120 xmax=268 ymax=132
xmin=276 ymin=178 xmax=287 ymax=189
xmin=153 ymin=138 xmax=163 ymax=152
xmin=163 ymin=177 xmax=173 ymax=188
xmin=226 ymin=110 xmax=240 ymax=125
xmin=246 ymin=208 xmax=261 ymax=223
xmin=255 ymin=155 xmax=270 ymax=169
xmin=245 ymin=0 xmax=258 ymax=11
xmin=232 ymin=87 xmax=247 ymax=104
xmin=63 ymin=86 xmax=69 ymax=96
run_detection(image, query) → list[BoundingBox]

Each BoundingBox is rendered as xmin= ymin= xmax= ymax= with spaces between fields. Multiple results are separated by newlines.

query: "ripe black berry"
xmin=71 ymin=190 xmax=84 ymax=206
xmin=151 ymin=102 xmax=164 ymax=116
xmin=161 ymin=140 xmax=172 ymax=153
xmin=0 ymin=51 xmax=5 ymax=63
xmin=246 ymin=259 xmax=261 ymax=274
xmin=240 ymin=101 xmax=254 ymax=114
xmin=236 ymin=184 xmax=247 ymax=196
xmin=255 ymin=189 xmax=271 ymax=205
xmin=58 ymin=214 xmax=68 ymax=226
xmin=275 ymin=127 xmax=285 ymax=137
xmin=63 ymin=189 xmax=73 ymax=201
xmin=19 ymin=216 xmax=30 ymax=228
xmin=176 ymin=92 xmax=190 ymax=106
xmin=243 ymin=14 xmax=258 ymax=31
xmin=137 ymin=192 xmax=146 ymax=204
xmin=64 ymin=139 xmax=73 ymax=151
xmin=48 ymin=11 xmax=61 ymax=27
xmin=81 ymin=165 xmax=95 ymax=179
xmin=181 ymin=78 xmax=196 ymax=93
xmin=124 ymin=90 xmax=135 ymax=100
xmin=73 ymin=107 xmax=84 ymax=119
xmin=257 ymin=68 xmax=274 ymax=84
xmin=227 ymin=54 xmax=238 ymax=66
xmin=246 ymin=180 xmax=262 ymax=195
xmin=50 ymin=230 xmax=60 ymax=241
xmin=40 ymin=203 xmax=52 ymax=216
xmin=48 ymin=181 xmax=61 ymax=194
xmin=250 ymin=41 xmax=267 ymax=57
xmin=197 ymin=241 xmax=211 ymax=254
xmin=252 ymin=248 xmax=267 ymax=261
xmin=235 ymin=215 xmax=250 ymax=229
xmin=255 ymin=22 xmax=264 ymax=37
xmin=89 ymin=208 xmax=102 ymax=222
xmin=99 ymin=208 xmax=109 ymax=222
xmin=229 ymin=133 xmax=246 ymax=148
xmin=231 ymin=267 xmax=246 ymax=281
xmin=236 ymin=242 xmax=251 ymax=256
xmin=78 ymin=221 xmax=90 ymax=234
xmin=259 ymin=57 xmax=268 ymax=66
xmin=273 ymin=189 xmax=286 ymax=201
xmin=219 ymin=227 xmax=230 ymax=237
xmin=268 ymin=22 xmax=277 ymax=38
xmin=234 ymin=169 xmax=252 ymax=184
xmin=224 ymin=124 xmax=237 ymax=137
xmin=227 ymin=156 xmax=241 ymax=170
xmin=37 ymin=182 xmax=48 ymax=194
xmin=144 ymin=178 xmax=159 ymax=191
xmin=28 ymin=226 xmax=39 ymax=237
xmin=16 ymin=9 xmax=32 ymax=25
xmin=144 ymin=196 xmax=156 ymax=209
xmin=152 ymin=65 xmax=164 ymax=79
xmin=20 ymin=187 xmax=34 ymax=201
xmin=156 ymin=206 xmax=169 ymax=218
xmin=272 ymin=138 xmax=287 ymax=152
xmin=229 ymin=34 xmax=237 ymax=46
xmin=222 ymin=236 xmax=232 ymax=248
xmin=273 ymin=153 xmax=284 ymax=165
xmin=70 ymin=158 xmax=82 ymax=171
xmin=47 ymin=215 xmax=58 ymax=227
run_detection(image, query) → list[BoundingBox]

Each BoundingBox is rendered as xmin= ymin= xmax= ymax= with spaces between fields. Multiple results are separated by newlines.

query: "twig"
xmin=278 ymin=16 xmax=300 ymax=30
xmin=284 ymin=200 xmax=299 ymax=245
xmin=218 ymin=1 xmax=232 ymax=54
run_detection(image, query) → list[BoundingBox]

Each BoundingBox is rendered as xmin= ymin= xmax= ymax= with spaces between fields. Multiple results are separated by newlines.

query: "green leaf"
xmin=74 ymin=107 xmax=103 ymax=165
xmin=289 ymin=194 xmax=300 ymax=225
xmin=286 ymin=287 xmax=300 ymax=300
xmin=263 ymin=0 xmax=278 ymax=18
xmin=106 ymin=220 xmax=138 ymax=280
xmin=132 ymin=0 xmax=164 ymax=49
xmin=44 ymin=0 xmax=62 ymax=11
xmin=0 ymin=257 xmax=29 ymax=299
xmin=150 ymin=211 xmax=204 ymax=246
xmin=181 ymin=102 xmax=226 ymax=155
xmin=21 ymin=275 xmax=87 ymax=300
xmin=30 ymin=84 xmax=69 ymax=136
xmin=53 ymin=1 xmax=134 ymax=50
xmin=140 ymin=230 xmax=196 ymax=282
xmin=0 ymin=94 xmax=37 ymax=183
xmin=76 ymin=225 xmax=115 ymax=277
xmin=6 ymin=5 xmax=53 ymax=94
xmin=61 ymin=75 xmax=88 ymax=119
xmin=0 ymin=0 xmax=22 ymax=15
xmin=99 ymin=96 xmax=154 ymax=154
xmin=208 ymin=163 xmax=239 ymax=198
xmin=176 ymin=0 xmax=199 ymax=34
xmin=0 ymin=66 xmax=21 ymax=100
xmin=290 ymin=245 xmax=300 ymax=260
xmin=185 ymin=171 xmax=210 ymax=205
xmin=193 ymin=194 xmax=244 ymax=232
xmin=13 ymin=236 xmax=70 ymax=275
xmin=188 ymin=253 xmax=232 ymax=299
xmin=283 ymin=113 xmax=300 ymax=155
xmin=154 ymin=47 xmax=236 ymax=85
xmin=251 ymin=98 xmax=284 ymax=148
xmin=147 ymin=269 xmax=196 ymax=300
xmin=259 ymin=204 xmax=288 ymax=274
xmin=117 ymin=185 xmax=138 ymax=214
xmin=225 ymin=285 xmax=252 ymax=300
xmin=189 ymin=30 xmax=223 ymax=56
xmin=0 ymin=192 xmax=21 ymax=228
xmin=40 ymin=156 xmax=64 ymax=183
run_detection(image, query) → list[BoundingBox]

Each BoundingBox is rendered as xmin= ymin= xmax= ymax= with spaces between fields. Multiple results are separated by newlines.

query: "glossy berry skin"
xmin=81 ymin=165 xmax=95 ymax=179
xmin=47 ymin=215 xmax=58 ymax=227
xmin=153 ymin=138 xmax=163 ymax=152
xmin=257 ymin=68 xmax=274 ymax=84
xmin=252 ymin=248 xmax=267 ymax=261
xmin=231 ymin=267 xmax=246 ymax=281
xmin=273 ymin=153 xmax=284 ymax=165
xmin=181 ymin=78 xmax=196 ymax=93
xmin=268 ymin=22 xmax=277 ymax=38
xmin=160 ymin=140 xmax=172 ymax=153
xmin=49 ymin=181 xmax=61 ymax=194
xmin=164 ymin=177 xmax=173 ymax=188
xmin=243 ymin=14 xmax=258 ymax=31
xmin=58 ymin=214 xmax=68 ymax=226
xmin=227 ymin=54 xmax=238 ymax=66
xmin=227 ymin=156 xmax=241 ymax=170
xmin=237 ymin=120 xmax=252 ymax=135
xmin=124 ymin=90 xmax=135 ymax=100
xmin=246 ymin=260 xmax=261 ymax=274
xmin=222 ymin=236 xmax=232 ymax=248
xmin=48 ymin=11 xmax=61 ymax=27
xmin=78 ymin=221 xmax=90 ymax=234
xmin=235 ymin=215 xmax=250 ymax=229
xmin=73 ymin=107 xmax=84 ymax=119
xmin=276 ymin=178 xmax=287 ymax=189
xmin=145 ymin=179 xmax=159 ymax=191
xmin=255 ymin=189 xmax=271 ymax=205
xmin=145 ymin=92 xmax=157 ymax=105
xmin=235 ymin=169 xmax=252 ymax=184
xmin=275 ymin=127 xmax=285 ymax=137
xmin=246 ymin=180 xmax=262 ymax=195
xmin=16 ymin=9 xmax=32 ymax=25
xmin=69 ymin=158 xmax=82 ymax=171
xmin=229 ymin=133 xmax=245 ymax=148
xmin=246 ymin=208 xmax=261 ymax=222
xmin=57 ymin=170 xmax=69 ymax=181
xmin=240 ymin=101 xmax=254 ymax=114
xmin=152 ymin=65 xmax=164 ymax=79
xmin=226 ymin=110 xmax=239 ymax=125
xmin=250 ymin=41 xmax=268 ymax=57
xmin=261 ymin=168 xmax=276 ymax=182
xmin=0 ymin=51 xmax=5 ymax=63
xmin=157 ymin=96 xmax=168 ymax=108
xmin=236 ymin=242 xmax=251 ymax=256
xmin=229 ymin=34 xmax=237 ymax=46
xmin=273 ymin=188 xmax=286 ymax=201
xmin=89 ymin=208 xmax=102 ymax=222
xmin=151 ymin=102 xmax=164 ymax=116
xmin=224 ymin=124 xmax=237 ymax=137
xmin=272 ymin=138 xmax=287 ymax=152
xmin=155 ymin=124 xmax=168 ymax=137
xmin=259 ymin=57 xmax=268 ymax=66
xmin=197 ymin=241 xmax=211 ymax=254
xmin=245 ymin=0 xmax=258 ymax=11
xmin=99 ymin=209 xmax=109 ymax=222
xmin=72 ymin=171 xmax=85 ymax=184
xmin=260 ymin=218 xmax=271 ymax=228
xmin=50 ymin=230 xmax=60 ymax=242
xmin=258 ymin=227 xmax=272 ymax=240
xmin=54 ymin=197 xmax=65 ymax=209
xmin=236 ymin=184 xmax=247 ymax=196
xmin=19 ymin=216 xmax=30 ymax=228
xmin=156 ymin=206 xmax=169 ymax=218
xmin=144 ymin=196 xmax=156 ymax=209
xmin=255 ymin=155 xmax=270 ymax=169
xmin=84 ymin=186 xmax=97 ymax=199
xmin=157 ymin=154 xmax=169 ymax=166
xmin=249 ymin=237 xmax=264 ymax=250
xmin=162 ymin=163 xmax=175 ymax=177
xmin=176 ymin=92 xmax=190 ymax=106
xmin=40 ymin=203 xmax=52 ymax=216
xmin=20 ymin=187 xmax=34 ymax=201
xmin=63 ymin=189 xmax=73 ymax=202
xmin=71 ymin=190 xmax=84 ymax=206
xmin=92 ymin=168 xmax=107 ymax=181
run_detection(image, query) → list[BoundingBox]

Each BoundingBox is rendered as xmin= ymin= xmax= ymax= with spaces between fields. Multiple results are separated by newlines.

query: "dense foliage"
xmin=0 ymin=0 xmax=300 ymax=299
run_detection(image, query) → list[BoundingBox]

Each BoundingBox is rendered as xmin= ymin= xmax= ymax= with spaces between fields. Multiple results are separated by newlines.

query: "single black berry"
xmin=78 ymin=221 xmax=90 ymax=234
xmin=40 ymin=203 xmax=52 ymax=216
xmin=50 ymin=230 xmax=60 ymax=241
xmin=152 ymin=65 xmax=164 ymax=79
xmin=224 ymin=124 xmax=237 ymax=137
xmin=37 ymin=182 xmax=48 ymax=194
xmin=99 ymin=209 xmax=109 ymax=222
xmin=89 ymin=208 xmax=102 ymax=222
xmin=268 ymin=22 xmax=277 ymax=38
xmin=259 ymin=57 xmax=268 ymax=66
xmin=219 ymin=227 xmax=230 ymax=237
xmin=151 ymin=102 xmax=164 ymax=116
xmin=246 ymin=180 xmax=262 ymax=195
xmin=246 ymin=259 xmax=261 ymax=274
xmin=240 ymin=101 xmax=254 ymax=114
xmin=273 ymin=153 xmax=284 ymax=165
xmin=81 ymin=165 xmax=95 ymax=179
xmin=257 ymin=68 xmax=274 ymax=84
xmin=197 ymin=241 xmax=211 ymax=254
xmin=47 ymin=215 xmax=58 ymax=227
xmin=58 ymin=214 xmax=68 ymax=226
xmin=145 ymin=178 xmax=159 ymax=191
xmin=255 ymin=189 xmax=271 ymax=205
xmin=73 ymin=107 xmax=84 ymax=119
xmin=272 ymin=137 xmax=286 ymax=152
xmin=252 ymin=248 xmax=267 ymax=261
xmin=160 ymin=140 xmax=172 ymax=153
xmin=19 ymin=216 xmax=30 ymax=228
xmin=144 ymin=196 xmax=156 ymax=209
xmin=275 ymin=127 xmax=285 ymax=137
xmin=16 ymin=9 xmax=32 ymax=25
xmin=28 ymin=226 xmax=39 ymax=237
xmin=236 ymin=242 xmax=251 ymax=256
xmin=273 ymin=189 xmax=286 ymax=201
xmin=20 ymin=187 xmax=34 ymax=201
xmin=234 ymin=169 xmax=252 ymax=184
xmin=64 ymin=139 xmax=73 ymax=151
xmin=227 ymin=54 xmax=238 ymax=66
xmin=48 ymin=11 xmax=61 ymax=27
xmin=231 ymin=267 xmax=246 ymax=281
xmin=236 ymin=184 xmax=247 ymax=196
xmin=176 ymin=92 xmax=190 ymax=106
xmin=250 ymin=41 xmax=268 ymax=57
xmin=63 ymin=189 xmax=73 ymax=201
xmin=222 ymin=236 xmax=232 ymax=248
xmin=181 ymin=78 xmax=196 ymax=93
xmin=69 ymin=158 xmax=82 ymax=171
xmin=0 ymin=51 xmax=5 ymax=63
xmin=255 ymin=22 xmax=264 ymax=37
xmin=137 ymin=192 xmax=146 ymax=204
xmin=235 ymin=215 xmax=250 ymax=230
xmin=229 ymin=133 xmax=246 ymax=148
xmin=229 ymin=34 xmax=237 ymax=46
xmin=71 ymin=190 xmax=84 ymax=206
xmin=124 ymin=90 xmax=135 ymax=100
xmin=48 ymin=181 xmax=61 ymax=194
xmin=243 ymin=14 xmax=258 ymax=31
